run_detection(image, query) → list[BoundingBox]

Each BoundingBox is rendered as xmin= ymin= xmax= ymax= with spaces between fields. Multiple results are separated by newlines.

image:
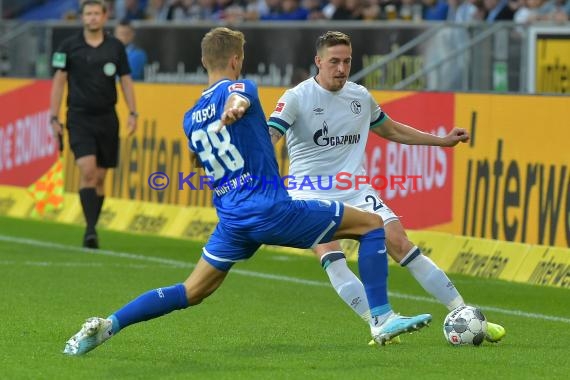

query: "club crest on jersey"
xmin=103 ymin=62 xmax=117 ymax=76
xmin=350 ymin=100 xmax=361 ymax=114
xmin=228 ymin=83 xmax=245 ymax=92
xmin=313 ymin=121 xmax=361 ymax=147
xmin=274 ymin=102 xmax=286 ymax=113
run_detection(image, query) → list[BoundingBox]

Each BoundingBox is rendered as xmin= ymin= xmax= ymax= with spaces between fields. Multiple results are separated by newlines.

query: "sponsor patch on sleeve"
xmin=274 ymin=102 xmax=286 ymax=113
xmin=228 ymin=82 xmax=245 ymax=92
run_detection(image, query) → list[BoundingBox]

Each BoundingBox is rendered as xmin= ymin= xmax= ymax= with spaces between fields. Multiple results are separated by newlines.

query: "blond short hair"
xmin=201 ymin=27 xmax=245 ymax=72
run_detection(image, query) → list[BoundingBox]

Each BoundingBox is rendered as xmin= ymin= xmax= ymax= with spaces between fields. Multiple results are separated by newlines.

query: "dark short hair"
xmin=316 ymin=31 xmax=351 ymax=54
xmin=80 ymin=0 xmax=107 ymax=14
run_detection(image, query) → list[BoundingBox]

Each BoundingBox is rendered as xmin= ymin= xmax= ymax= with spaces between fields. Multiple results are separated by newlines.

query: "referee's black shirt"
xmin=52 ymin=32 xmax=131 ymax=113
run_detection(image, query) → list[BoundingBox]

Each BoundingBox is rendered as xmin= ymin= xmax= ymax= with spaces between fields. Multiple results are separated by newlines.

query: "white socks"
xmin=401 ymin=247 xmax=465 ymax=311
xmin=322 ymin=252 xmax=371 ymax=322
xmin=322 ymin=246 xmax=465 ymax=325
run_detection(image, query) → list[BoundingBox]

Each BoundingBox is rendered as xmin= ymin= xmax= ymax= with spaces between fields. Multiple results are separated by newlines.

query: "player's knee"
xmin=348 ymin=212 xmax=384 ymax=238
xmin=364 ymin=212 xmax=383 ymax=230
xmin=186 ymin=290 xmax=209 ymax=306
xmin=96 ymin=178 xmax=105 ymax=191
xmin=188 ymin=296 xmax=204 ymax=306
xmin=186 ymin=281 xmax=221 ymax=306
xmin=80 ymin=170 xmax=97 ymax=186
xmin=387 ymin=233 xmax=413 ymax=262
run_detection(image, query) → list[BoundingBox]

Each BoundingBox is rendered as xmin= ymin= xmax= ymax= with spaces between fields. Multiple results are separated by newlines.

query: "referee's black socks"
xmin=79 ymin=187 xmax=99 ymax=235
xmin=96 ymin=195 xmax=105 ymax=224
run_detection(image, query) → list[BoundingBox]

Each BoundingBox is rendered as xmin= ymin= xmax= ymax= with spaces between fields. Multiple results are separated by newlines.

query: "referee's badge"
xmin=52 ymin=52 xmax=66 ymax=68
xmin=103 ymin=62 xmax=117 ymax=76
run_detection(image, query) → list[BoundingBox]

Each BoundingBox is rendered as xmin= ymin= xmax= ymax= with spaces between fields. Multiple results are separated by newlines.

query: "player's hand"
xmin=50 ymin=119 xmax=64 ymax=151
xmin=127 ymin=114 xmax=137 ymax=136
xmin=219 ymin=106 xmax=246 ymax=129
xmin=442 ymin=127 xmax=470 ymax=147
xmin=50 ymin=118 xmax=63 ymax=137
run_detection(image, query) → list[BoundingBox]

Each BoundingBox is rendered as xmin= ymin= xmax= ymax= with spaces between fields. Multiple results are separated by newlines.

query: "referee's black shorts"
xmin=66 ymin=108 xmax=120 ymax=168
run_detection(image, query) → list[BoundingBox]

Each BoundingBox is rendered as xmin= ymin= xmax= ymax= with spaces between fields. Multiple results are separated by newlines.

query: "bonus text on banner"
xmin=365 ymin=92 xmax=455 ymax=229
xmin=0 ymin=81 xmax=58 ymax=187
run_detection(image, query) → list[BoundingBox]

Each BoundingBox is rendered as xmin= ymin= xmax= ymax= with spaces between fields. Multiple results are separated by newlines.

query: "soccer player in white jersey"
xmin=267 ymin=31 xmax=506 ymax=345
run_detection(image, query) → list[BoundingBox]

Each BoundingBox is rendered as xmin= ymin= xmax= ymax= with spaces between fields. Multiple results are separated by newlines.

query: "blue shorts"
xmin=203 ymin=199 xmax=344 ymax=271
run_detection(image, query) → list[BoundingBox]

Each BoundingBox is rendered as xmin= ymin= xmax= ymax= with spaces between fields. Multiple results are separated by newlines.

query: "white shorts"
xmin=290 ymin=187 xmax=399 ymax=226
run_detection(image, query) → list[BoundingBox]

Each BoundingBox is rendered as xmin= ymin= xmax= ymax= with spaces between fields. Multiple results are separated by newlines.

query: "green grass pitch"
xmin=1 ymin=216 xmax=569 ymax=379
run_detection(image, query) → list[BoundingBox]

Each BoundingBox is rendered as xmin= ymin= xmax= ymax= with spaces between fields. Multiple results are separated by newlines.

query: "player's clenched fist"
xmin=221 ymin=106 xmax=245 ymax=126
xmin=442 ymin=127 xmax=470 ymax=147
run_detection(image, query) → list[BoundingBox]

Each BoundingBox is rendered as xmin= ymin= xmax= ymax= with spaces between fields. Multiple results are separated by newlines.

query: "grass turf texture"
xmin=1 ymin=215 xmax=568 ymax=379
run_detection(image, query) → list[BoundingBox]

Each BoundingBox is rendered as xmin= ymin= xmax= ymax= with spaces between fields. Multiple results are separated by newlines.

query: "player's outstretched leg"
xmin=63 ymin=283 xmax=190 ymax=356
xmin=384 ymin=222 xmax=506 ymax=343
xmin=390 ymin=223 xmax=506 ymax=343
xmin=319 ymin=249 xmax=371 ymax=322
xmin=358 ymin=224 xmax=432 ymax=346
xmin=332 ymin=205 xmax=432 ymax=346
xmin=318 ymin=247 xmax=400 ymax=345
xmin=63 ymin=258 xmax=227 ymax=356
xmin=64 ymin=317 xmax=113 ymax=355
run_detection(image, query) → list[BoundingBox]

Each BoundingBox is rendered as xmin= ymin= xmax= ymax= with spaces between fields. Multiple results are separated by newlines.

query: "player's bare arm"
xmin=219 ymin=93 xmax=250 ymax=128
xmin=268 ymin=126 xmax=283 ymax=145
xmin=119 ymin=74 xmax=138 ymax=136
xmin=372 ymin=118 xmax=469 ymax=147
xmin=49 ymin=70 xmax=67 ymax=137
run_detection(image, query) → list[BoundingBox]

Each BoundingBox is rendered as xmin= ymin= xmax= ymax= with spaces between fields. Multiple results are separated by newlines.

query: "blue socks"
xmin=104 ymin=230 xmax=390 ymax=334
xmin=358 ymin=228 xmax=391 ymax=318
xmin=109 ymin=283 xmax=189 ymax=334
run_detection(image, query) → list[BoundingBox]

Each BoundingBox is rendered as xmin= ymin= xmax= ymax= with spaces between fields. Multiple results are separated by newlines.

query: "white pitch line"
xmin=1 ymin=234 xmax=569 ymax=324
xmin=0 ymin=260 xmax=174 ymax=270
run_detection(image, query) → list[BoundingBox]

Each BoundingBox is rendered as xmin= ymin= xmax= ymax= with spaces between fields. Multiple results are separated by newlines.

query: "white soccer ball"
xmin=443 ymin=305 xmax=487 ymax=346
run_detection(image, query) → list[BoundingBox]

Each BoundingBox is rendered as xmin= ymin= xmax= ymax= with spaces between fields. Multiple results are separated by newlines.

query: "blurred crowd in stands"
xmin=9 ymin=0 xmax=570 ymax=24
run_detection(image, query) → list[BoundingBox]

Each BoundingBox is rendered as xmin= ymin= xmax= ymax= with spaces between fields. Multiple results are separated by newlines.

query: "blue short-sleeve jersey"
xmin=183 ymin=79 xmax=289 ymax=224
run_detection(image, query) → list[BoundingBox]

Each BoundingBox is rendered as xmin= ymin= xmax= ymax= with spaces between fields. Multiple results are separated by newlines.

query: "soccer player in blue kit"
xmin=62 ymin=27 xmax=431 ymax=356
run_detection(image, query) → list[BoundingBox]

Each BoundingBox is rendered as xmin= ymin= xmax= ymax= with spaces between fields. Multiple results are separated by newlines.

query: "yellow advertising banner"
xmin=168 ymin=206 xmax=218 ymax=240
xmin=2 ymin=79 xmax=569 ymax=250
xmin=406 ymin=230 xmax=456 ymax=269
xmin=536 ymin=37 xmax=570 ymax=94
xmin=528 ymin=27 xmax=570 ymax=94
xmin=444 ymin=237 xmax=500 ymax=278
xmin=513 ymin=245 xmax=570 ymax=288
xmin=442 ymin=93 xmax=570 ymax=248
xmin=489 ymin=241 xmax=531 ymax=282
xmin=0 ymin=185 xmax=34 ymax=218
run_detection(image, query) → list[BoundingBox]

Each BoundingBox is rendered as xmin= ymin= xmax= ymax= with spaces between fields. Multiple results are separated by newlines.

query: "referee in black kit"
xmin=50 ymin=0 xmax=138 ymax=249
